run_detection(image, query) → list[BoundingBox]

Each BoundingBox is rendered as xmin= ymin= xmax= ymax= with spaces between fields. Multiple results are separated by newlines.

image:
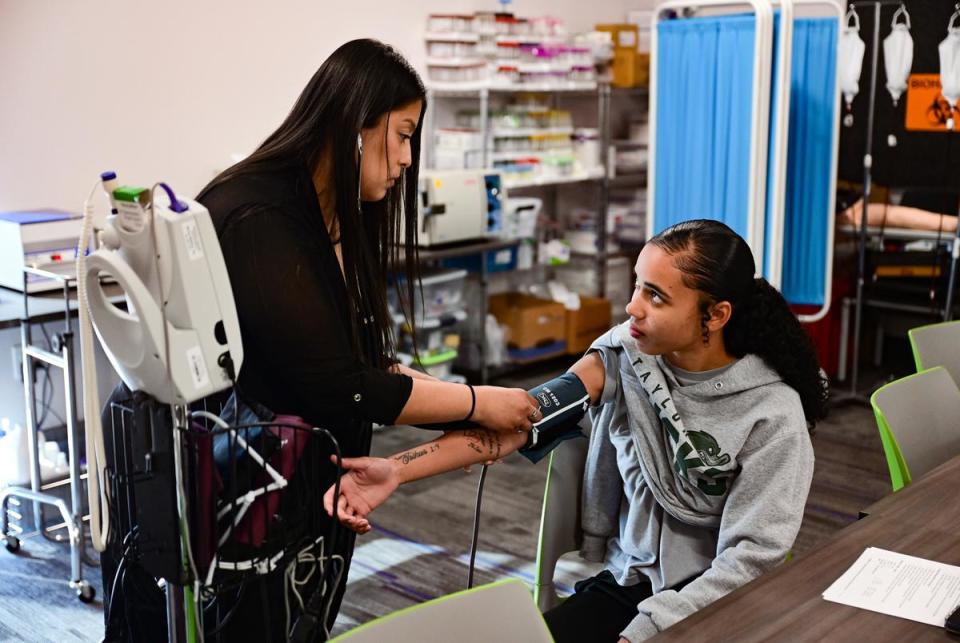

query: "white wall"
xmin=0 ymin=0 xmax=654 ymax=212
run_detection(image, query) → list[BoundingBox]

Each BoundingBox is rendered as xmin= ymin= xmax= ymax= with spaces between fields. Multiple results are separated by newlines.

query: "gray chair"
xmin=533 ymin=424 xmax=590 ymax=612
xmin=329 ymin=578 xmax=553 ymax=642
xmin=870 ymin=366 xmax=960 ymax=491
xmin=908 ymin=320 xmax=960 ymax=385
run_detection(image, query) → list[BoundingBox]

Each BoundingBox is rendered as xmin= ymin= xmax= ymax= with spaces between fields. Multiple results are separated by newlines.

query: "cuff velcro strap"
xmin=519 ymin=372 xmax=590 ymax=463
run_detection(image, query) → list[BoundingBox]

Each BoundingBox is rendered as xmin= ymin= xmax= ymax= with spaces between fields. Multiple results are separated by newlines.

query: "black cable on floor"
xmin=467 ymin=464 xmax=489 ymax=590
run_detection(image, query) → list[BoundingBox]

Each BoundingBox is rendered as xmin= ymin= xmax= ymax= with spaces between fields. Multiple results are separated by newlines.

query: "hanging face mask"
xmin=839 ymin=7 xmax=866 ymax=128
xmin=883 ymin=7 xmax=913 ymax=147
xmin=940 ymin=9 xmax=960 ymax=130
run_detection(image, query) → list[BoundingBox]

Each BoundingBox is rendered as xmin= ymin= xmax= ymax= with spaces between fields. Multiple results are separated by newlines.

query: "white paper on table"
xmin=822 ymin=547 xmax=960 ymax=627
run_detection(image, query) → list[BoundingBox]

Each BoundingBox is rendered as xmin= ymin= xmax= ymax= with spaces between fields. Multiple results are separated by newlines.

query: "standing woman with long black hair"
xmin=194 ymin=39 xmax=539 ymax=640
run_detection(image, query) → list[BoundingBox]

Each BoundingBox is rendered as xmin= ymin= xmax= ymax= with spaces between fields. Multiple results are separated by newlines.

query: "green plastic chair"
xmin=533 ymin=428 xmax=590 ymax=613
xmin=330 ymin=578 xmax=553 ymax=642
xmin=870 ymin=366 xmax=960 ymax=492
xmin=908 ymin=320 xmax=960 ymax=384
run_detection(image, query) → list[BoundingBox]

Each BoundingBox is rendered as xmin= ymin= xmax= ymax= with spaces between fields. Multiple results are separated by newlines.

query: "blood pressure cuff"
xmin=519 ymin=372 xmax=590 ymax=464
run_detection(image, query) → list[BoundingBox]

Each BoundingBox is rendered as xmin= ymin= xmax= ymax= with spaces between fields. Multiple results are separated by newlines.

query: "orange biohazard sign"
xmin=905 ymin=74 xmax=958 ymax=132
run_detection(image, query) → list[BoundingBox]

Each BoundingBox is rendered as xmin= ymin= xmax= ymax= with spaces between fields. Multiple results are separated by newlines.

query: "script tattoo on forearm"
xmin=463 ymin=429 xmax=502 ymax=460
xmin=392 ymin=442 xmax=440 ymax=466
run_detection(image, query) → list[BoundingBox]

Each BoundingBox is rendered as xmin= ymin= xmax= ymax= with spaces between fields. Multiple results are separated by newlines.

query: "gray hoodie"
xmin=582 ymin=323 xmax=814 ymax=642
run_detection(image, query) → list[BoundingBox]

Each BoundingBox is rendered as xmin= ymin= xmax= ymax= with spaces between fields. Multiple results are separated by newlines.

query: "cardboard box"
xmin=611 ymin=50 xmax=650 ymax=88
xmin=635 ymin=52 xmax=650 ymax=87
xmin=596 ymin=23 xmax=639 ymax=51
xmin=566 ymin=296 xmax=613 ymax=354
xmin=489 ymin=293 xmax=567 ymax=351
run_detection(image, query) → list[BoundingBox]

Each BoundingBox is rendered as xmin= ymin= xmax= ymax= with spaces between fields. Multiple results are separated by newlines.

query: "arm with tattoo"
xmin=323 ymin=428 xmax=526 ymax=533
xmin=322 ymin=359 xmax=606 ymax=533
xmin=388 ymin=428 xmax=515 ymax=483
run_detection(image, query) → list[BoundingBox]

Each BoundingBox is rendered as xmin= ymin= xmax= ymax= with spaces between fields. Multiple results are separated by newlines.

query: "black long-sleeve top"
xmin=197 ymin=165 xmax=413 ymax=459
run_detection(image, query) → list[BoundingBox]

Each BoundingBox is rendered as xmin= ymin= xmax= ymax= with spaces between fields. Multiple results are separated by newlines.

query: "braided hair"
xmin=649 ymin=219 xmax=829 ymax=426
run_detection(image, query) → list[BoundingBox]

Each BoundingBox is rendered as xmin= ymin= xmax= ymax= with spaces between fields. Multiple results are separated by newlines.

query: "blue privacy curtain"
xmin=656 ymin=14 xmax=837 ymax=307
xmin=654 ymin=14 xmax=757 ymax=239
xmin=768 ymin=17 xmax=837 ymax=306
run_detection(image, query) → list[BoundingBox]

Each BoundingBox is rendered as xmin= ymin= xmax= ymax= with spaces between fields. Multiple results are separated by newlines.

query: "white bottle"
xmin=0 ymin=422 xmax=30 ymax=487
xmin=54 ymin=452 xmax=69 ymax=477
xmin=39 ymin=437 xmax=67 ymax=481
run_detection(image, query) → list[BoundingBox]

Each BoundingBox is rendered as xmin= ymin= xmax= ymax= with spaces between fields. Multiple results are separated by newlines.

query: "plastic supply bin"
xmin=390 ymin=268 xmax=468 ymax=322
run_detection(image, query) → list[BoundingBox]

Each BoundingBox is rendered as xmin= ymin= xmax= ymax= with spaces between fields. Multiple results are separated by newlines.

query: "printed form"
xmin=823 ymin=547 xmax=960 ymax=627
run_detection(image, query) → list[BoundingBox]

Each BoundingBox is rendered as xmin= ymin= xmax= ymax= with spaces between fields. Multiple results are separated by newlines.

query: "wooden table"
xmin=653 ymin=455 xmax=960 ymax=642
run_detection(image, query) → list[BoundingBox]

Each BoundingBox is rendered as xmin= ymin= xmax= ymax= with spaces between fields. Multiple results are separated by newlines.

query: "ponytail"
xmin=650 ymin=219 xmax=829 ymax=427
xmin=725 ymin=278 xmax=829 ymax=425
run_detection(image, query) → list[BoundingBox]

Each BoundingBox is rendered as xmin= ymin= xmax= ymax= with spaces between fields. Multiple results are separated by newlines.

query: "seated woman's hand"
xmin=323 ymin=456 xmax=401 ymax=534
xmin=473 ymin=385 xmax=541 ymax=434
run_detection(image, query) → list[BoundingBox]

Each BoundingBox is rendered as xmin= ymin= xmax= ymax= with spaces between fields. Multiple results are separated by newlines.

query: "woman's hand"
xmin=472 ymin=385 xmax=541 ymax=434
xmin=322 ymin=427 xmax=532 ymax=532
xmin=323 ymin=456 xmax=401 ymax=534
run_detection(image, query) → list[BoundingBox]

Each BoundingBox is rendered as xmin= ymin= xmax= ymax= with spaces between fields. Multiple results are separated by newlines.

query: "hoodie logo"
xmin=687 ymin=431 xmax=731 ymax=467
xmin=618 ymin=322 xmax=736 ymax=497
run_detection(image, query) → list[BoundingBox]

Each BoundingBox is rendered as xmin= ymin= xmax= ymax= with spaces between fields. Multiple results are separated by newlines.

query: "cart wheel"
xmin=4 ymin=536 xmax=19 ymax=554
xmin=78 ymin=582 xmax=95 ymax=603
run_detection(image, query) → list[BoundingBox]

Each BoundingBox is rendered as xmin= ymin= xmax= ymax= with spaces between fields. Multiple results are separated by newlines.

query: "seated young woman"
xmin=323 ymin=219 xmax=827 ymax=642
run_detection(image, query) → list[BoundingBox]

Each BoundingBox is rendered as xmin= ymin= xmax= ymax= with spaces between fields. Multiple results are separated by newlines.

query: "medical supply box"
xmin=489 ymin=293 xmax=566 ymax=351
xmin=0 ymin=210 xmax=83 ymax=292
xmin=565 ymin=296 xmax=613 ymax=354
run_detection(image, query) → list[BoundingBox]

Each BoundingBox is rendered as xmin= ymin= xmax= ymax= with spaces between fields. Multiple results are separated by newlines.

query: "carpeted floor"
xmin=0 ymin=531 xmax=103 ymax=642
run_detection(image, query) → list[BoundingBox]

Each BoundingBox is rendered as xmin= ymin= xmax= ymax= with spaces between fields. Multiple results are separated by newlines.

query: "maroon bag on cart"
xmin=234 ymin=415 xmax=312 ymax=547
xmin=213 ymin=396 xmax=312 ymax=549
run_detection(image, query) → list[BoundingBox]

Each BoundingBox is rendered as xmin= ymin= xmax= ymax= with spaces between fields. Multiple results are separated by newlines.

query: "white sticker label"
xmin=182 ymin=220 xmax=204 ymax=261
xmin=117 ymin=202 xmax=146 ymax=234
xmin=186 ymin=346 xmax=210 ymax=389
